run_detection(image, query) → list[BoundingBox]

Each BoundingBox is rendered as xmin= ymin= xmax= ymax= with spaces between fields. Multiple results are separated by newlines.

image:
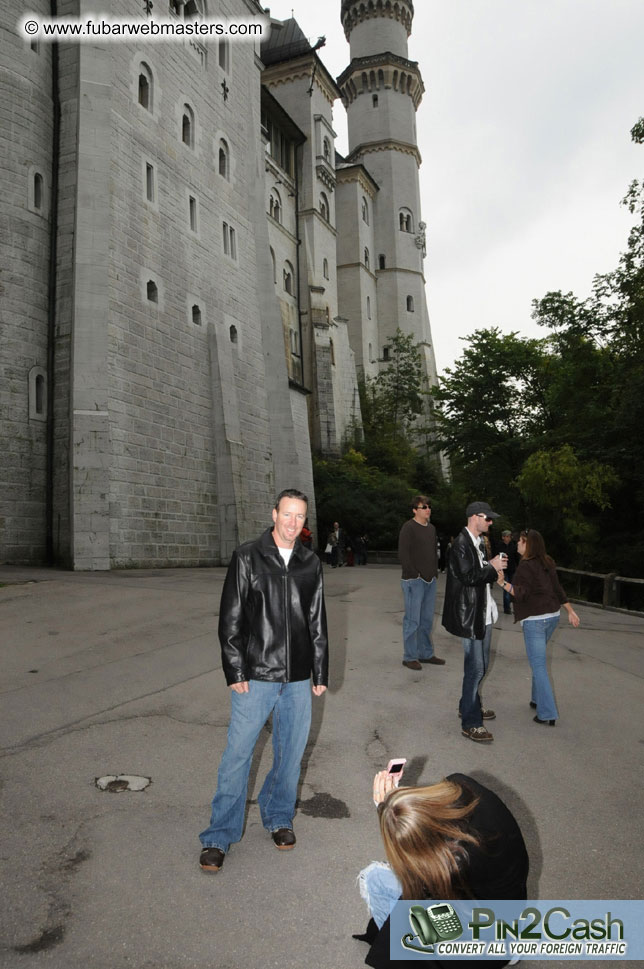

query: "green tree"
xmin=359 ymin=328 xmax=428 ymax=476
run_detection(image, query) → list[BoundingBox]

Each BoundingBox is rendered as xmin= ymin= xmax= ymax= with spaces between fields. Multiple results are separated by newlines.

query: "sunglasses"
xmin=477 ymin=513 xmax=494 ymax=522
xmin=416 ymin=505 xmax=431 ymax=510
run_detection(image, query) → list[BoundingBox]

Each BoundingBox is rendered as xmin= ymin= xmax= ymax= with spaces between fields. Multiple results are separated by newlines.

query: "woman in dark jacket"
xmin=498 ymin=529 xmax=580 ymax=725
xmin=355 ymin=769 xmax=528 ymax=968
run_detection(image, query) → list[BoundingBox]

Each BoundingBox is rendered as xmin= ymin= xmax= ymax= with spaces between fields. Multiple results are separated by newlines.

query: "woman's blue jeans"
xmin=401 ymin=577 xmax=437 ymax=661
xmin=358 ymin=862 xmax=402 ymax=929
xmin=522 ymin=616 xmax=560 ymax=721
xmin=199 ymin=679 xmax=312 ymax=853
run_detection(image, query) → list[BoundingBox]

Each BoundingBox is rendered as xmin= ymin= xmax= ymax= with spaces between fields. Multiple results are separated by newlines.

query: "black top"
xmin=362 ymin=773 xmax=529 ymax=969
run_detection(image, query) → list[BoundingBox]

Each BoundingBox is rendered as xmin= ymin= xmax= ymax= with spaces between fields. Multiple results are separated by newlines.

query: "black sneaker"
xmin=199 ymin=847 xmax=225 ymax=871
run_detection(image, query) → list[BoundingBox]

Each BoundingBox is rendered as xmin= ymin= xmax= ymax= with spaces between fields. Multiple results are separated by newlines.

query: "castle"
xmin=0 ymin=0 xmax=438 ymax=569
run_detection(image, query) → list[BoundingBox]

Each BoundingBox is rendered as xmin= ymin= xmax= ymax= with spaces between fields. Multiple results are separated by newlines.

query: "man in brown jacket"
xmin=397 ymin=495 xmax=445 ymax=670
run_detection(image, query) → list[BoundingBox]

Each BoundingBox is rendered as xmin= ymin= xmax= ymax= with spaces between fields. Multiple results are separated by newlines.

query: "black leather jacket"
xmin=442 ymin=528 xmax=498 ymax=640
xmin=218 ymin=527 xmax=328 ymax=686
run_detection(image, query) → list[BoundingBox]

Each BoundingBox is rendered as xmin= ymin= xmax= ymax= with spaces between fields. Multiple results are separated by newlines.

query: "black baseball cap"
xmin=466 ymin=501 xmax=500 ymax=519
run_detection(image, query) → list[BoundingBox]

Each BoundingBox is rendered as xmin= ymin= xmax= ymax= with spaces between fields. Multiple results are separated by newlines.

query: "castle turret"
xmin=337 ymin=0 xmax=438 ymax=392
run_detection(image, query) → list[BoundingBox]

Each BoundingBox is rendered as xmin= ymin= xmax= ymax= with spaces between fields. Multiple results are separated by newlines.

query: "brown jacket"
xmin=511 ymin=556 xmax=568 ymax=622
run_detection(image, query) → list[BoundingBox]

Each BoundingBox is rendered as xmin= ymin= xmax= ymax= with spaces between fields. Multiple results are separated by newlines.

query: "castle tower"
xmin=337 ymin=0 xmax=438 ymax=390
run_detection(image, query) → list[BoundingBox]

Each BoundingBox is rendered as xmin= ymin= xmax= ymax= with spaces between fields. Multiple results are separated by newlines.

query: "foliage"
xmin=313 ymin=451 xmax=415 ymax=550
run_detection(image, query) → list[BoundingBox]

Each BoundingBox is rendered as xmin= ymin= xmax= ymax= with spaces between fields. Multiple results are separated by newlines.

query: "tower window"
xmin=33 ymin=173 xmax=43 ymax=210
xmin=218 ymin=139 xmax=229 ymax=179
xmin=222 ymin=222 xmax=237 ymax=259
xmin=406 ymin=295 xmax=415 ymax=312
xmin=361 ymin=197 xmax=369 ymax=224
xmin=270 ymin=246 xmax=276 ymax=284
xmin=372 ymin=93 xmax=378 ymax=107
xmin=364 ymin=247 xmax=370 ymax=270
xmin=283 ymin=261 xmax=295 ymax=295
xmin=229 ymin=324 xmax=238 ymax=344
xmin=138 ymin=64 xmax=153 ymax=111
xmin=383 ymin=346 xmax=390 ymax=361
xmin=319 ymin=192 xmax=330 ymax=222
xmin=269 ymin=188 xmax=282 ymax=223
xmin=182 ymin=105 xmax=194 ymax=147
xmin=147 ymin=280 xmax=158 ymax=302
xmin=378 ymin=254 xmax=386 ymax=270
xmin=189 ymin=195 xmax=197 ymax=231
xmin=145 ymin=163 xmax=155 ymax=202
xmin=399 ymin=208 xmax=414 ymax=232
xmin=219 ymin=38 xmax=230 ymax=72
xmin=323 ymin=137 xmax=331 ymax=162
xmin=330 ymin=338 xmax=335 ymax=366
xmin=367 ymin=296 xmax=371 ymax=320
xmin=323 ymin=258 xmax=329 ymax=280
xmin=192 ymin=304 xmax=202 ymax=325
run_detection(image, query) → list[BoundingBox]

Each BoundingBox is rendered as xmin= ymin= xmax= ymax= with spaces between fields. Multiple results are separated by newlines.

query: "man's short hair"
xmin=274 ymin=488 xmax=308 ymax=510
xmin=502 ymin=529 xmax=512 ymax=537
xmin=412 ymin=495 xmax=430 ymax=510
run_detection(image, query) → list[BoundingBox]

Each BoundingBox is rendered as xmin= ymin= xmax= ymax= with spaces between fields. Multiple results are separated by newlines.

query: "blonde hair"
xmin=378 ymin=780 xmax=480 ymax=899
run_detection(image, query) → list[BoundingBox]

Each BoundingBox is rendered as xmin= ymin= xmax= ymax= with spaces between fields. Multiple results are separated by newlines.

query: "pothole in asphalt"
xmin=95 ymin=774 xmax=151 ymax=792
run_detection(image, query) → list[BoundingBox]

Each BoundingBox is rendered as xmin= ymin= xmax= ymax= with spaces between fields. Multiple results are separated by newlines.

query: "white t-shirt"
xmin=277 ymin=546 xmax=293 ymax=567
xmin=465 ymin=527 xmax=498 ymax=626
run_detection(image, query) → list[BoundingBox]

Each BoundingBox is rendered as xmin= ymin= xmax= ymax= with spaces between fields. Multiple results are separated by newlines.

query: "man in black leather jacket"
xmin=442 ymin=501 xmax=505 ymax=743
xmin=198 ymin=489 xmax=328 ymax=872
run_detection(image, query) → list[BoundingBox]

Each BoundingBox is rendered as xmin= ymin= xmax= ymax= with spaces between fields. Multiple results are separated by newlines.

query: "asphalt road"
xmin=1 ymin=564 xmax=642 ymax=969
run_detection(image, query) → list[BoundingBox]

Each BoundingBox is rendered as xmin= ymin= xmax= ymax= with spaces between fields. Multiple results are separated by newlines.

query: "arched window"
xmin=182 ymin=104 xmax=194 ymax=147
xmin=323 ymin=137 xmax=331 ymax=162
xmin=366 ymin=296 xmax=371 ymax=320
xmin=229 ymin=324 xmax=238 ymax=344
xmin=283 ymin=261 xmax=294 ymax=295
xmin=138 ymin=63 xmax=153 ymax=111
xmin=378 ymin=254 xmax=386 ymax=270
xmin=329 ymin=338 xmax=335 ymax=366
xmin=323 ymin=258 xmax=329 ymax=280
xmin=35 ymin=374 xmax=45 ymax=414
xmin=319 ymin=192 xmax=330 ymax=222
xmin=33 ymin=173 xmax=43 ymax=210
xmin=218 ymin=139 xmax=229 ymax=179
xmin=361 ymin=197 xmax=369 ymax=224
xmin=147 ymin=280 xmax=158 ymax=302
xmin=372 ymin=93 xmax=378 ymax=107
xmin=185 ymin=0 xmax=204 ymax=18
xmin=368 ymin=342 xmax=373 ymax=362
xmin=364 ymin=247 xmax=370 ymax=270
xmin=192 ymin=304 xmax=202 ymax=326
xmin=269 ymin=187 xmax=282 ymax=223
xmin=399 ymin=208 xmax=414 ymax=232
xmin=406 ymin=295 xmax=415 ymax=312
xmin=382 ymin=345 xmax=390 ymax=361
xmin=270 ymin=247 xmax=276 ymax=284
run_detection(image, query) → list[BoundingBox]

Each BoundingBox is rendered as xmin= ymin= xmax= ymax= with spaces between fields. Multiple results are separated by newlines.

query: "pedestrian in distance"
xmin=500 ymin=529 xmax=518 ymax=614
xmin=498 ymin=529 xmax=580 ymax=726
xmin=442 ymin=501 xmax=506 ymax=742
xmin=398 ymin=496 xmax=444 ymax=671
xmin=354 ymin=764 xmax=529 ymax=968
xmin=198 ymin=489 xmax=328 ymax=872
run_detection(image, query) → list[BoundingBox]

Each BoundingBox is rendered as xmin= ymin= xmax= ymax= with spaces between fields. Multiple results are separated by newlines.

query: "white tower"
xmin=337 ymin=0 xmax=438 ymax=389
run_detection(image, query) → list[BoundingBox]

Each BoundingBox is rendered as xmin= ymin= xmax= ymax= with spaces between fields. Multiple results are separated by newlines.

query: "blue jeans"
xmin=523 ymin=616 xmax=560 ymax=721
xmin=358 ymin=862 xmax=402 ymax=929
xmin=199 ymin=679 xmax=312 ymax=852
xmin=460 ymin=624 xmax=492 ymax=729
xmin=401 ymin=577 xmax=437 ymax=661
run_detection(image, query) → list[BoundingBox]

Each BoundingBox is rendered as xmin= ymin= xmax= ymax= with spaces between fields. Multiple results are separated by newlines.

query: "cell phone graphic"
xmin=403 ymin=902 xmax=464 ymax=952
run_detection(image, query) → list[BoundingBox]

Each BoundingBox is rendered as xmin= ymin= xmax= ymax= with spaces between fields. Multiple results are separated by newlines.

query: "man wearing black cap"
xmin=442 ymin=501 xmax=506 ymax=742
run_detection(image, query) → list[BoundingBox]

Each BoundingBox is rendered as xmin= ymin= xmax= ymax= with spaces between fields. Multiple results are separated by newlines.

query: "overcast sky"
xmin=263 ymin=0 xmax=643 ymax=375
